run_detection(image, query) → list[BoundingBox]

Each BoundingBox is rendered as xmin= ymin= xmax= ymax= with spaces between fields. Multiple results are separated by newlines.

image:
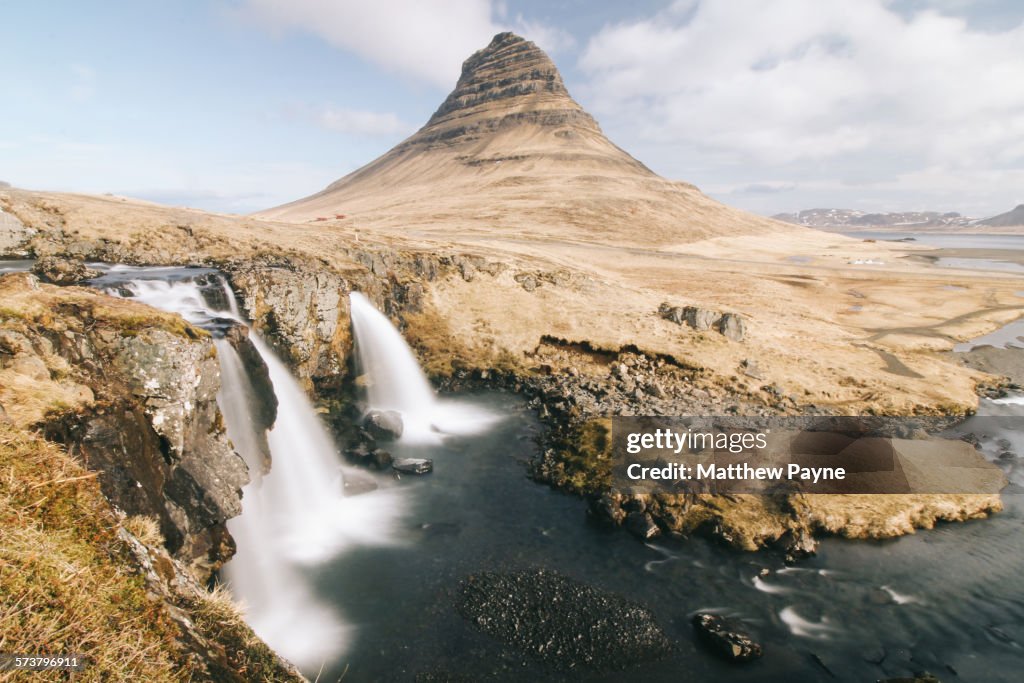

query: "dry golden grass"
xmin=122 ymin=515 xmax=164 ymax=548
xmin=0 ymin=424 xmax=186 ymax=682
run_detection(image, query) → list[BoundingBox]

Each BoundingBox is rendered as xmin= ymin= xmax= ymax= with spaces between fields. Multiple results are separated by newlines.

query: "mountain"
xmin=772 ymin=208 xmax=975 ymax=230
xmin=978 ymin=204 xmax=1024 ymax=227
xmin=260 ymin=33 xmax=792 ymax=245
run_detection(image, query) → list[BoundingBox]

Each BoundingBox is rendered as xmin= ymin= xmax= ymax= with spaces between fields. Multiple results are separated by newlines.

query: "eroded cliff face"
xmin=0 ymin=273 xmax=250 ymax=580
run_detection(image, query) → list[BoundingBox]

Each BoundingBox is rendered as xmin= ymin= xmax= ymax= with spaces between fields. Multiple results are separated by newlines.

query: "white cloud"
xmin=233 ymin=0 xmax=498 ymax=88
xmin=579 ymin=0 xmax=1024 ymax=212
xmin=316 ymin=107 xmax=415 ymax=137
xmin=232 ymin=0 xmax=569 ymax=88
xmin=511 ymin=16 xmax=576 ymax=54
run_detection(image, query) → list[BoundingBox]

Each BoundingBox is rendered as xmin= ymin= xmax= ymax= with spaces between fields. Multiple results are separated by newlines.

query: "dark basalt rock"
xmin=625 ymin=511 xmax=660 ymax=540
xmin=363 ymin=409 xmax=404 ymax=440
xmin=456 ymin=569 xmax=671 ymax=672
xmin=393 ymin=458 xmax=433 ymax=475
xmin=691 ymin=613 xmax=763 ymax=662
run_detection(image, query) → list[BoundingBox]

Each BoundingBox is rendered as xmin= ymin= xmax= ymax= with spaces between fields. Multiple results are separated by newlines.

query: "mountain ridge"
xmin=775 ymin=205 xmax=1024 ymax=231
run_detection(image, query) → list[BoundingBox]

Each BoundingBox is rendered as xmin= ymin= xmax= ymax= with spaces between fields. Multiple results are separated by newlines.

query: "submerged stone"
xmin=691 ymin=613 xmax=763 ymax=662
xmin=393 ymin=458 xmax=433 ymax=475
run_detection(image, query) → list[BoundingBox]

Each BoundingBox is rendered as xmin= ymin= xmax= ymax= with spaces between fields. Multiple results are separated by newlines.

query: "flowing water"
xmin=5 ymin=260 xmax=1020 ymax=680
xmin=348 ymin=291 xmax=500 ymax=443
xmin=88 ymin=265 xmax=406 ymax=669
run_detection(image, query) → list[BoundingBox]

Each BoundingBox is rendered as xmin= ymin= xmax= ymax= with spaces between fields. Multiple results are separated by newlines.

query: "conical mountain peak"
xmin=261 ymin=34 xmax=784 ymax=246
xmin=408 ymin=32 xmax=602 ymax=148
xmin=425 ymin=32 xmax=578 ymax=126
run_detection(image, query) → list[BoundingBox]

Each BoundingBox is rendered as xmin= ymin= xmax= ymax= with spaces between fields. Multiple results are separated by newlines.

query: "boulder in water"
xmin=393 ymin=458 xmax=433 ymax=475
xmin=691 ymin=613 xmax=763 ymax=662
xmin=363 ymin=409 xmax=403 ymax=440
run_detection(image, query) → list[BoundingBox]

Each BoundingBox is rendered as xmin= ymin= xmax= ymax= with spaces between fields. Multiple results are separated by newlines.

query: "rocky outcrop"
xmin=0 ymin=273 xmax=250 ymax=580
xmin=659 ymin=302 xmax=747 ymax=341
xmin=31 ymin=254 xmax=100 ymax=284
xmin=0 ymin=206 xmax=35 ymax=256
xmin=225 ymin=260 xmax=353 ymax=391
xmin=118 ymin=524 xmax=303 ymax=681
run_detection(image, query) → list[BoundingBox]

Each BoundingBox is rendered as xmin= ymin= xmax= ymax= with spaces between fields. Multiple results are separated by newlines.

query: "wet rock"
xmin=588 ymin=492 xmax=626 ymax=525
xmin=625 ymin=511 xmax=660 ymax=540
xmin=456 ymin=568 xmax=671 ymax=672
xmin=717 ymin=313 xmax=746 ymax=341
xmin=363 ymin=409 xmax=404 ymax=440
xmin=370 ymin=448 xmax=393 ymax=470
xmin=393 ymin=458 xmax=433 ymax=474
xmin=691 ymin=613 xmax=763 ymax=662
xmin=780 ymin=526 xmax=818 ymax=561
xmin=31 ymin=255 xmax=100 ymax=285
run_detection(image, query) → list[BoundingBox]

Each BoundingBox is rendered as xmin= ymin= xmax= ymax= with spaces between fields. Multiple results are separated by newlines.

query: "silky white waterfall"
xmin=348 ymin=291 xmax=499 ymax=443
xmin=98 ymin=270 xmax=405 ymax=670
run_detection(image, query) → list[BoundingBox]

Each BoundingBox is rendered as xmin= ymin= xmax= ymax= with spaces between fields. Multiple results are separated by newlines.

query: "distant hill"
xmin=978 ymin=204 xmax=1024 ymax=227
xmin=772 ymin=208 xmax=974 ymax=230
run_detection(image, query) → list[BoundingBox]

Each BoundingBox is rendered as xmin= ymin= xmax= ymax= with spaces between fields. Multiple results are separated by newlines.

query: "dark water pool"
xmin=302 ymin=393 xmax=1024 ymax=682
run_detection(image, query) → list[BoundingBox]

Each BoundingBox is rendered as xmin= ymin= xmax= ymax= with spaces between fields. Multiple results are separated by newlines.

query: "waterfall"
xmin=348 ymin=291 xmax=499 ymax=443
xmin=95 ymin=269 xmax=405 ymax=671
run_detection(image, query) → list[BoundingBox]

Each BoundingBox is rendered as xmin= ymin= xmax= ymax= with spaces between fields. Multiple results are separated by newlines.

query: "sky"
xmin=2 ymin=0 xmax=1023 ymax=218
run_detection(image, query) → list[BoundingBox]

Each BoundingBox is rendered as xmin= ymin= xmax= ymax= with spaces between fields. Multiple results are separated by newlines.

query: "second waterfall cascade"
xmin=348 ymin=291 xmax=499 ymax=443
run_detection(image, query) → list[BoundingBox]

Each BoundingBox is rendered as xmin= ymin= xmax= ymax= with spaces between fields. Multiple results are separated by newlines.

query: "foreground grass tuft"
xmin=0 ymin=424 xmax=186 ymax=681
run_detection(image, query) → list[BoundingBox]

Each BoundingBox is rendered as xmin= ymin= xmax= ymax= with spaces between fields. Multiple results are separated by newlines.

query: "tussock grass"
xmin=187 ymin=585 xmax=297 ymax=681
xmin=122 ymin=515 xmax=164 ymax=548
xmin=0 ymin=424 xmax=186 ymax=681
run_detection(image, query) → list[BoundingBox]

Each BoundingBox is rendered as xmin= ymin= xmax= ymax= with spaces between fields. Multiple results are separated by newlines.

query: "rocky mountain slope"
xmin=978 ymin=203 xmax=1024 ymax=227
xmin=259 ymin=33 xmax=792 ymax=246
